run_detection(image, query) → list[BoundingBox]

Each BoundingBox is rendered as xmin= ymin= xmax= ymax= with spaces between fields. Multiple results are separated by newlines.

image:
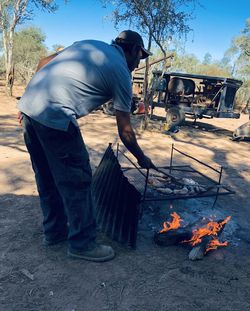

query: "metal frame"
xmin=116 ymin=143 xmax=234 ymax=206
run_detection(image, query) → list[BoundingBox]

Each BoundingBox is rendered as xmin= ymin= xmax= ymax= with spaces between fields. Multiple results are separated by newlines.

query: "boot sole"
xmin=67 ymin=250 xmax=115 ymax=262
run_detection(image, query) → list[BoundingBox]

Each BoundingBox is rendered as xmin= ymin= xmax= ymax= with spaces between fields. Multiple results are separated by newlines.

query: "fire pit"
xmin=92 ymin=143 xmax=235 ymax=252
xmin=154 ymin=212 xmax=231 ymax=260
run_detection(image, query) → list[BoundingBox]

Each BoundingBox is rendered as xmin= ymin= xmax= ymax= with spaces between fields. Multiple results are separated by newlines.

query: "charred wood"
xmin=154 ymin=218 xmax=203 ymax=246
xmin=188 ymin=219 xmax=228 ymax=261
xmin=154 ymin=228 xmax=192 ymax=246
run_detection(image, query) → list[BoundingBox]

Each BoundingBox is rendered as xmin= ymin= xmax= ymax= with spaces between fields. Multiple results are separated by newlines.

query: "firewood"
xmin=154 ymin=217 xmax=203 ymax=246
xmin=188 ymin=236 xmax=210 ymax=260
xmin=154 ymin=227 xmax=193 ymax=246
xmin=188 ymin=218 xmax=229 ymax=260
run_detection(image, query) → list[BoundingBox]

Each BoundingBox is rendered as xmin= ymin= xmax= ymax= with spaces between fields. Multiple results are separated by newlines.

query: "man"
xmin=18 ymin=30 xmax=155 ymax=262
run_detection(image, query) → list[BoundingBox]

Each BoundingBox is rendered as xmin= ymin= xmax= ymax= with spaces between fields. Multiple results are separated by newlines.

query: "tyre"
xmin=102 ymin=98 xmax=138 ymax=116
xmin=166 ymin=107 xmax=185 ymax=127
xmin=102 ymin=101 xmax=115 ymax=116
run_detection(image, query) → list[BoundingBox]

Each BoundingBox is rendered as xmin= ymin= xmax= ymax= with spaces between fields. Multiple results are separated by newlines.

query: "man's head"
xmin=114 ymin=30 xmax=151 ymax=72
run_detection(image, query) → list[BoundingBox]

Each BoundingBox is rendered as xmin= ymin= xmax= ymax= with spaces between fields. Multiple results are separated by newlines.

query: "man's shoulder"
xmin=72 ymin=39 xmax=110 ymax=50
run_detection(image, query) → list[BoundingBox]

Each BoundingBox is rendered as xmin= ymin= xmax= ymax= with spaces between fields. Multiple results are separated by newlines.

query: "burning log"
xmin=154 ymin=227 xmax=192 ymax=246
xmin=154 ymin=212 xmax=193 ymax=246
xmin=186 ymin=216 xmax=231 ymax=261
xmin=189 ymin=238 xmax=229 ymax=260
xmin=154 ymin=212 xmax=231 ymax=261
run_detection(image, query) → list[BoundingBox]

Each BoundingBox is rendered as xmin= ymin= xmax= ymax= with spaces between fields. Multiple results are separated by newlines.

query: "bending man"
xmin=18 ymin=30 xmax=155 ymax=262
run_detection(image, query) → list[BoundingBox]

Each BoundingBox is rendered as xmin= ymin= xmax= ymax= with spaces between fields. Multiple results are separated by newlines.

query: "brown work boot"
xmin=67 ymin=243 xmax=115 ymax=262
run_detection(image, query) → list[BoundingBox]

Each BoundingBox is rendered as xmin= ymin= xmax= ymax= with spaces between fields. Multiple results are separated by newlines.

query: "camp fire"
xmin=156 ymin=212 xmax=231 ymax=259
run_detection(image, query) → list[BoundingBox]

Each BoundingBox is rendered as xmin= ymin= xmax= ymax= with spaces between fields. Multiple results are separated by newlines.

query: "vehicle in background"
xmin=149 ymin=71 xmax=243 ymax=128
xmin=102 ymin=96 xmax=142 ymax=116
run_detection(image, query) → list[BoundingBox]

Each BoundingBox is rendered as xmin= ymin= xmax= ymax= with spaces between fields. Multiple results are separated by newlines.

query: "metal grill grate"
xmin=92 ymin=143 xmax=235 ymax=247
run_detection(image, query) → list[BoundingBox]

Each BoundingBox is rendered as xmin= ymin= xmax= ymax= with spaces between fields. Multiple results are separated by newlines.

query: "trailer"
xmin=149 ymin=71 xmax=243 ymax=128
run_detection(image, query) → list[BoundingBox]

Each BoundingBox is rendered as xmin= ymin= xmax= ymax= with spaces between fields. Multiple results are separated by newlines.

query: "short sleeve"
xmin=111 ymin=67 xmax=132 ymax=112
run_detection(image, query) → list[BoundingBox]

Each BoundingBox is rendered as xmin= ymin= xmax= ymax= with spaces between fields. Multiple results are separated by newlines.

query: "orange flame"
xmin=205 ymin=239 xmax=228 ymax=253
xmin=160 ymin=212 xmax=182 ymax=233
xmin=184 ymin=216 xmax=231 ymax=247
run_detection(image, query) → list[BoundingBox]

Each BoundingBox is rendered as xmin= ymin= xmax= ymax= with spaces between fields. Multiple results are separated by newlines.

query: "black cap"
xmin=115 ymin=30 xmax=152 ymax=59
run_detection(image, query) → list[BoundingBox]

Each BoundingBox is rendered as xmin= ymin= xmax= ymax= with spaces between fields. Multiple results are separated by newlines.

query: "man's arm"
xmin=36 ymin=52 xmax=58 ymax=72
xmin=115 ymin=110 xmax=155 ymax=169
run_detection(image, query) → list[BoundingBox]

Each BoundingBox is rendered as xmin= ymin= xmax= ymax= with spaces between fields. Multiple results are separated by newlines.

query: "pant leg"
xmin=28 ymin=117 xmax=97 ymax=251
xmin=22 ymin=114 xmax=68 ymax=239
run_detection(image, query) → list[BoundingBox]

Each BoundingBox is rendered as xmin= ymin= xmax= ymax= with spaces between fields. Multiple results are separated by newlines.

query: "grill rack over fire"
xmin=92 ymin=143 xmax=234 ymax=247
xmin=119 ymin=143 xmax=234 ymax=204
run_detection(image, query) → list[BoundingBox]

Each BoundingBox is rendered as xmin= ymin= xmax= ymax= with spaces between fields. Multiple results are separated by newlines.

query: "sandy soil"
xmin=0 ymin=81 xmax=250 ymax=311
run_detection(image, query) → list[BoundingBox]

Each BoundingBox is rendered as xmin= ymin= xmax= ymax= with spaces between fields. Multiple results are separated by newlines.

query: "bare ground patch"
xmin=0 ymin=83 xmax=250 ymax=311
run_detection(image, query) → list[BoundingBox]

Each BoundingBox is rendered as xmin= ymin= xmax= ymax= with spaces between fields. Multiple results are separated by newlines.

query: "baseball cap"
xmin=115 ymin=30 xmax=152 ymax=59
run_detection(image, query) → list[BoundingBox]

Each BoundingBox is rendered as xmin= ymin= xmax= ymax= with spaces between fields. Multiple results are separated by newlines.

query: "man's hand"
xmin=137 ymin=155 xmax=157 ymax=170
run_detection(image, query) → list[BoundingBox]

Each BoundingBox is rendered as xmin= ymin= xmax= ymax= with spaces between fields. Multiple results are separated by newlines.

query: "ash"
xmin=138 ymin=198 xmax=240 ymax=247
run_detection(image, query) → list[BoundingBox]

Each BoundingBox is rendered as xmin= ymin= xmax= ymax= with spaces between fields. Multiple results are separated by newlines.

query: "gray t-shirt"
xmin=18 ymin=40 xmax=132 ymax=131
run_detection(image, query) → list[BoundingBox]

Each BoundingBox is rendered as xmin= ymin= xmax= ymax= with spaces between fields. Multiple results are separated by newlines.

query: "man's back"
xmin=18 ymin=40 xmax=132 ymax=130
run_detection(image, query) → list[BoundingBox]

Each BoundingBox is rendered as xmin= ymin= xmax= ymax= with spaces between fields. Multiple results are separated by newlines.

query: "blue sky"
xmin=24 ymin=0 xmax=250 ymax=61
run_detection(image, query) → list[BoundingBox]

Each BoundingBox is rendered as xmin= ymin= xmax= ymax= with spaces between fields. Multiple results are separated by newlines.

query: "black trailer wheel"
xmin=102 ymin=101 xmax=115 ymax=116
xmin=166 ymin=107 xmax=185 ymax=127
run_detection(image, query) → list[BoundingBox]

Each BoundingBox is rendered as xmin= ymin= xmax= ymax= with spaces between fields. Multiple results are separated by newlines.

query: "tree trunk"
xmin=142 ymin=34 xmax=152 ymax=130
xmin=2 ymin=22 xmax=15 ymax=96
xmin=5 ymin=63 xmax=15 ymax=96
xmin=5 ymin=26 xmax=15 ymax=96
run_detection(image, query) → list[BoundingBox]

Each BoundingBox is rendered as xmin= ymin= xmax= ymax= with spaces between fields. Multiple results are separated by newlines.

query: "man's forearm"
xmin=116 ymin=110 xmax=155 ymax=169
xmin=118 ymin=127 xmax=145 ymax=161
xmin=116 ymin=110 xmax=145 ymax=161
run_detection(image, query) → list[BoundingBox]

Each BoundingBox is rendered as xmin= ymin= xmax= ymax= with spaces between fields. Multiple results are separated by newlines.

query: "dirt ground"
xmin=0 ymin=81 xmax=250 ymax=311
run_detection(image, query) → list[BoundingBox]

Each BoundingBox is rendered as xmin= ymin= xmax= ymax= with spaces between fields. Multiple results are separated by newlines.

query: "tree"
xmin=13 ymin=26 xmax=47 ymax=83
xmin=202 ymin=52 xmax=212 ymax=65
xmin=0 ymin=0 xmax=61 ymax=96
xmin=224 ymin=19 xmax=250 ymax=110
xmin=171 ymin=52 xmax=199 ymax=73
xmin=102 ymin=0 xmax=199 ymax=126
xmin=224 ymin=19 xmax=250 ymax=78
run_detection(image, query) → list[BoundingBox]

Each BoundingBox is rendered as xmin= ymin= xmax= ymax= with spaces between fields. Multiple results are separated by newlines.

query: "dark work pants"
xmin=21 ymin=114 xmax=96 ymax=251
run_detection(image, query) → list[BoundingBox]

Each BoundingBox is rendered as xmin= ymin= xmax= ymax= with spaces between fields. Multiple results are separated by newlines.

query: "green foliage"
xmin=224 ymin=19 xmax=250 ymax=109
xmin=224 ymin=19 xmax=250 ymax=79
xmin=196 ymin=63 xmax=231 ymax=77
xmin=0 ymin=0 xmax=68 ymax=95
xmin=236 ymin=78 xmax=250 ymax=110
xmin=13 ymin=26 xmax=48 ymax=82
xmin=102 ymin=0 xmax=199 ymax=54
xmin=167 ymin=52 xmax=231 ymax=77
xmin=202 ymin=52 xmax=212 ymax=65
xmin=171 ymin=53 xmax=199 ymax=73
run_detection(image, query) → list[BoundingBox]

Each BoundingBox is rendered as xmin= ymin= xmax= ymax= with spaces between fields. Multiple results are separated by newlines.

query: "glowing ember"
xmin=160 ymin=212 xmax=182 ymax=233
xmin=184 ymin=216 xmax=231 ymax=249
